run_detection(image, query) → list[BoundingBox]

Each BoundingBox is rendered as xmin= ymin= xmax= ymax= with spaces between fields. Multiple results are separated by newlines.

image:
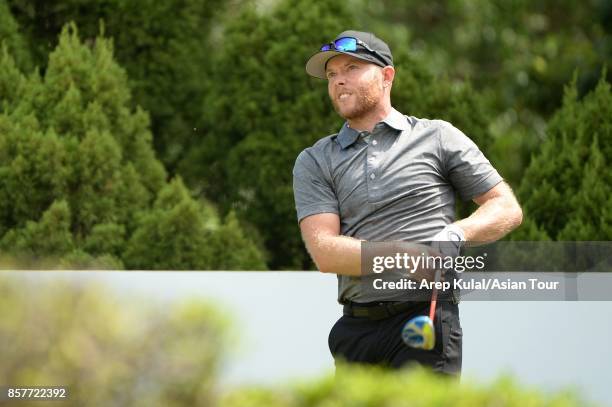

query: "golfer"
xmin=293 ymin=30 xmax=523 ymax=375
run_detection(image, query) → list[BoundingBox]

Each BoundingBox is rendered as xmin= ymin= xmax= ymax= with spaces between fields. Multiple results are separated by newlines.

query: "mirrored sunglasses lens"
xmin=334 ymin=37 xmax=357 ymax=51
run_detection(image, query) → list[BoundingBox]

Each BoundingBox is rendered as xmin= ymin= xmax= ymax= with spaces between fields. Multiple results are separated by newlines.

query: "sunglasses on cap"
xmin=320 ymin=37 xmax=388 ymax=66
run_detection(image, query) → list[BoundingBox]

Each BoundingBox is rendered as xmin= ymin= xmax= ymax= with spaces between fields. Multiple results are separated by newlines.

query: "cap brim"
xmin=305 ymin=50 xmax=344 ymax=79
xmin=305 ymin=50 xmax=388 ymax=79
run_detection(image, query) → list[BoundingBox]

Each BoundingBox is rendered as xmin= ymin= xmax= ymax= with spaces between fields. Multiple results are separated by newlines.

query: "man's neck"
xmin=346 ymin=105 xmax=393 ymax=133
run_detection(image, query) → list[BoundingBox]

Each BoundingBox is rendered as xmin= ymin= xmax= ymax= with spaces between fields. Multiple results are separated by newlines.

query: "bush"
xmin=0 ymin=274 xmax=229 ymax=406
xmin=221 ymin=363 xmax=587 ymax=407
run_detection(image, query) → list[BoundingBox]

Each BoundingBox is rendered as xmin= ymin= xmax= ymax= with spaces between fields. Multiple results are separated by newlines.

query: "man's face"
xmin=325 ymin=54 xmax=385 ymax=121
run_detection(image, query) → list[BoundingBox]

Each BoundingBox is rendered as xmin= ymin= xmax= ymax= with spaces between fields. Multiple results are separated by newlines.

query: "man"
xmin=293 ymin=30 xmax=522 ymax=375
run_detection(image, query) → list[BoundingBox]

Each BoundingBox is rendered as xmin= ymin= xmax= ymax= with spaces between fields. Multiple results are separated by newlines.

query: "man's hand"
xmin=430 ymin=224 xmax=465 ymax=258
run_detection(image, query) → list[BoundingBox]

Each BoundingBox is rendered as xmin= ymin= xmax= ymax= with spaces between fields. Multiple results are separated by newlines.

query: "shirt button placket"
xmin=367 ymin=131 xmax=379 ymax=201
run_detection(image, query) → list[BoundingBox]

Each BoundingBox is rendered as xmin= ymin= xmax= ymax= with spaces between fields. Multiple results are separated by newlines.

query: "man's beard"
xmin=331 ymin=83 xmax=383 ymax=121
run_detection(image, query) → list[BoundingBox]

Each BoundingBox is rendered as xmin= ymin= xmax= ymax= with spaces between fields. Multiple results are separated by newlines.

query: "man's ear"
xmin=382 ymin=66 xmax=395 ymax=87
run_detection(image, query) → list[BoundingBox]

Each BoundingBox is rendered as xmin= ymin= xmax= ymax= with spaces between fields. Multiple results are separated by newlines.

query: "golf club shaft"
xmin=428 ymin=268 xmax=442 ymax=321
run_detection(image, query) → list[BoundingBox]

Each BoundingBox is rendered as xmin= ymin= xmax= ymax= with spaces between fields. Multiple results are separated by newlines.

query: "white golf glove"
xmin=430 ymin=224 xmax=465 ymax=258
xmin=430 ymin=224 xmax=465 ymax=304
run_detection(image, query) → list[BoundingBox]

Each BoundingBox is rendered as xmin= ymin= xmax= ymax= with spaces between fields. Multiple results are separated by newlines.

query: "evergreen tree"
xmin=0 ymin=24 xmax=265 ymax=269
xmin=0 ymin=0 xmax=31 ymax=72
xmin=123 ymin=178 xmax=266 ymax=270
xmin=6 ymin=0 xmax=228 ymax=172
xmin=354 ymin=0 xmax=610 ymax=117
xmin=515 ymin=74 xmax=611 ymax=240
xmin=1 ymin=200 xmax=74 ymax=258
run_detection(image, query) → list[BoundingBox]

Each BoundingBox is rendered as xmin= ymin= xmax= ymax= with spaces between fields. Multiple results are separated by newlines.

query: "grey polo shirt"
xmin=293 ymin=108 xmax=503 ymax=303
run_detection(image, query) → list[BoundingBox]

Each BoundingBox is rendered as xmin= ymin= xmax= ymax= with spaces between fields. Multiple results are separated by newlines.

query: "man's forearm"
xmin=455 ymin=195 xmax=523 ymax=244
xmin=306 ymin=233 xmax=363 ymax=276
xmin=307 ymin=234 xmax=437 ymax=279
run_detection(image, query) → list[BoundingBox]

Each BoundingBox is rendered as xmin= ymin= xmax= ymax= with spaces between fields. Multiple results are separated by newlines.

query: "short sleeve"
xmin=439 ymin=122 xmax=503 ymax=201
xmin=293 ymin=149 xmax=339 ymax=223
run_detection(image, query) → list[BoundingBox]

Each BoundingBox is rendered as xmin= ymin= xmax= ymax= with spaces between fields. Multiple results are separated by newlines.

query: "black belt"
xmin=343 ymin=301 xmax=427 ymax=320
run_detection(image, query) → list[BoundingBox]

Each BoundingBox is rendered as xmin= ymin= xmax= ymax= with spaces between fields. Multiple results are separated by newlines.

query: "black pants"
xmin=328 ymin=301 xmax=462 ymax=375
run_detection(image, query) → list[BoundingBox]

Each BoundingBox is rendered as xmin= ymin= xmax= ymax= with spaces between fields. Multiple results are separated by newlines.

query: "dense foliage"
xmin=0 ymin=24 xmax=265 ymax=269
xmin=5 ymin=0 xmax=229 ymax=172
xmin=515 ymin=76 xmax=611 ymax=240
xmin=222 ymin=363 xmax=587 ymax=407
xmin=0 ymin=0 xmax=609 ymax=269
xmin=0 ymin=275 xmax=229 ymax=406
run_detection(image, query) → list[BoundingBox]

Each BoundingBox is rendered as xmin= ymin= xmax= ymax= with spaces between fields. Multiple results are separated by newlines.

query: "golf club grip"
xmin=429 ymin=268 xmax=442 ymax=321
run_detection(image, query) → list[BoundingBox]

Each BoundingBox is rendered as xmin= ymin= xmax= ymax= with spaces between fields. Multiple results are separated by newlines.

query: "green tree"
xmin=0 ymin=0 xmax=31 ymax=72
xmin=515 ymin=74 xmax=611 ymax=240
xmin=355 ymin=0 xmax=610 ymax=113
xmin=181 ymin=0 xmax=494 ymax=269
xmin=0 ymin=200 xmax=74 ymax=256
xmin=0 ymin=24 xmax=265 ymax=269
xmin=124 ymin=178 xmax=266 ymax=270
xmin=6 ymin=0 xmax=229 ymax=171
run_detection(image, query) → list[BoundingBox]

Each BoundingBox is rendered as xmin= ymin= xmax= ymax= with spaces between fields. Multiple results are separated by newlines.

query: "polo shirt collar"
xmin=337 ymin=123 xmax=360 ymax=149
xmin=383 ymin=108 xmax=411 ymax=132
xmin=336 ymin=108 xmax=411 ymax=149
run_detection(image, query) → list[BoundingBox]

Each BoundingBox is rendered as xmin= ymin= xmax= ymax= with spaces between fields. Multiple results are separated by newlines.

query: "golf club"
xmin=400 ymin=267 xmax=441 ymax=350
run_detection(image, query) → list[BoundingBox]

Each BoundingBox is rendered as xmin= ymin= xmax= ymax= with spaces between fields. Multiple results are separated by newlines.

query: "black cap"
xmin=305 ymin=30 xmax=394 ymax=79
